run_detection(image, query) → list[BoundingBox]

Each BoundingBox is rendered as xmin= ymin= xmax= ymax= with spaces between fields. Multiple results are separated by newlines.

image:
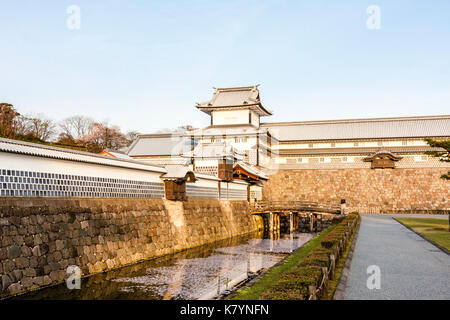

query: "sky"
xmin=0 ymin=0 xmax=449 ymax=134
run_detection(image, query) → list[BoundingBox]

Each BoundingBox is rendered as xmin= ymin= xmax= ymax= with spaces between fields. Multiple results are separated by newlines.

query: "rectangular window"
xmin=414 ymin=155 xmax=428 ymax=162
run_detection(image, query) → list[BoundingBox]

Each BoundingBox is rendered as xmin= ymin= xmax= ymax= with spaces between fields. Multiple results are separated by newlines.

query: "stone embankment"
xmin=264 ymin=169 xmax=450 ymax=214
xmin=0 ymin=198 xmax=263 ymax=297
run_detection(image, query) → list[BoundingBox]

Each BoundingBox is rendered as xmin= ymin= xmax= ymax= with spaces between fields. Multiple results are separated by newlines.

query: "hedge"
xmin=262 ymin=267 xmax=323 ymax=300
xmin=261 ymin=212 xmax=360 ymax=300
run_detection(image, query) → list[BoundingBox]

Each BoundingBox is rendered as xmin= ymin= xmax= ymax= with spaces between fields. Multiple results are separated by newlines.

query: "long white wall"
xmin=0 ymin=152 xmax=163 ymax=182
xmin=0 ymin=151 xmax=250 ymax=200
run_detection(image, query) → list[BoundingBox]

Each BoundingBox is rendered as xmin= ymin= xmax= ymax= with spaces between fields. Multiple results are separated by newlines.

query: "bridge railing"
xmin=250 ymin=200 xmax=341 ymax=213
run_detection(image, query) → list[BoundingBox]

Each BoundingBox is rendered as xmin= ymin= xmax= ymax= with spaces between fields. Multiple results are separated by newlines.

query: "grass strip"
xmin=327 ymin=220 xmax=359 ymax=299
xmin=395 ymin=217 xmax=449 ymax=251
xmin=231 ymin=225 xmax=336 ymax=300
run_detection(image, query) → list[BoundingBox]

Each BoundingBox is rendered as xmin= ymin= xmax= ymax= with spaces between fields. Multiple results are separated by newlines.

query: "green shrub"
xmin=320 ymin=234 xmax=343 ymax=248
xmin=298 ymin=255 xmax=329 ymax=268
xmin=308 ymin=248 xmax=333 ymax=257
xmin=265 ymin=266 xmax=322 ymax=300
xmin=261 ymin=290 xmax=305 ymax=300
xmin=264 ymin=213 xmax=361 ymax=300
xmin=281 ymin=265 xmax=322 ymax=280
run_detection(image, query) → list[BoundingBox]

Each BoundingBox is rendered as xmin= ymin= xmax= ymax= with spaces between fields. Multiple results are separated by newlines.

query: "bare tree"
xmin=79 ymin=122 xmax=128 ymax=152
xmin=14 ymin=115 xmax=31 ymax=137
xmin=59 ymin=115 xmax=94 ymax=140
xmin=125 ymin=130 xmax=140 ymax=145
xmin=27 ymin=115 xmax=56 ymax=141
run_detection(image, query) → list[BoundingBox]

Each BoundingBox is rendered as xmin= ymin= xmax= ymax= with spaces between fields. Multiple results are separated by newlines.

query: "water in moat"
xmin=13 ymin=230 xmax=314 ymax=300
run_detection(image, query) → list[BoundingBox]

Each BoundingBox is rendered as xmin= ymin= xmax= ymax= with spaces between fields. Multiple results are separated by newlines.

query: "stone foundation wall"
xmin=263 ymin=168 xmax=450 ymax=214
xmin=0 ymin=198 xmax=263 ymax=298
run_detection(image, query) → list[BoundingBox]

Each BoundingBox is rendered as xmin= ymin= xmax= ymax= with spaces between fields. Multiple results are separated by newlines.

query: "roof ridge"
xmin=261 ymin=114 xmax=450 ymax=126
xmin=0 ymin=137 xmax=166 ymax=171
xmin=138 ymin=133 xmax=185 ymax=138
xmin=214 ymin=85 xmax=259 ymax=91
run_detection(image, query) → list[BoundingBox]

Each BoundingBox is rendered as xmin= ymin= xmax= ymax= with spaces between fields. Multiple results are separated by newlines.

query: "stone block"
xmin=23 ymin=268 xmax=36 ymax=277
xmin=39 ymin=243 xmax=49 ymax=256
xmin=15 ymin=257 xmax=30 ymax=269
xmin=32 ymin=276 xmax=45 ymax=286
xmin=43 ymin=275 xmax=52 ymax=286
xmin=21 ymin=246 xmax=32 ymax=257
xmin=20 ymin=277 xmax=33 ymax=289
xmin=33 ymin=234 xmax=43 ymax=246
xmin=80 ymin=221 xmax=89 ymax=229
xmin=7 ymin=245 xmax=21 ymax=259
xmin=3 ymin=260 xmax=15 ymax=273
xmin=7 ymin=283 xmax=23 ymax=295
xmin=53 ymin=251 xmax=63 ymax=262
xmin=12 ymin=270 xmax=23 ymax=282
xmin=32 ymin=245 xmax=41 ymax=257
xmin=49 ymin=262 xmax=61 ymax=272
xmin=49 ymin=271 xmax=59 ymax=282
xmin=55 ymin=240 xmax=65 ymax=251
xmin=0 ymin=248 xmax=7 ymax=260
xmin=1 ymin=275 xmax=12 ymax=292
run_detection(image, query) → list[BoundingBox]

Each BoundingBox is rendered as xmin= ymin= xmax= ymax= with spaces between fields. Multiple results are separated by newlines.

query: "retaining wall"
xmin=0 ymin=198 xmax=263 ymax=297
xmin=263 ymin=168 xmax=450 ymax=214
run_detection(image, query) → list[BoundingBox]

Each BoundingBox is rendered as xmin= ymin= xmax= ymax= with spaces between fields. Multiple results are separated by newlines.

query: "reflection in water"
xmin=14 ymin=230 xmax=313 ymax=300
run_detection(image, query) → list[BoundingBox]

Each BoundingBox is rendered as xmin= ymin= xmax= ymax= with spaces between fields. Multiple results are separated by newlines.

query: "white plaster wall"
xmin=227 ymin=181 xmax=248 ymax=191
xmin=195 ymin=159 xmax=219 ymax=167
xmin=0 ymin=152 xmax=162 ymax=182
xmin=250 ymin=111 xmax=260 ymax=127
xmin=212 ymin=110 xmax=249 ymax=126
xmin=273 ymin=139 xmax=431 ymax=150
xmin=192 ymin=176 xmax=219 ymax=189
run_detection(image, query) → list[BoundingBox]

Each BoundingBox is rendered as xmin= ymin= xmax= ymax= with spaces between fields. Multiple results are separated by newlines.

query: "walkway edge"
xmin=394 ymin=218 xmax=450 ymax=256
xmin=333 ymin=220 xmax=361 ymax=300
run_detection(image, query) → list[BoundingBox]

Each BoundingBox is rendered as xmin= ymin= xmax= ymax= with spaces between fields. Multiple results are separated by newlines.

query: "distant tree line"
xmin=0 ymin=102 xmax=139 ymax=153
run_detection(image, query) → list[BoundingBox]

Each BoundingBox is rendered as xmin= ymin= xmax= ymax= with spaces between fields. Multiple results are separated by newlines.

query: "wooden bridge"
xmin=250 ymin=200 xmax=344 ymax=233
xmin=250 ymin=200 xmax=342 ymax=215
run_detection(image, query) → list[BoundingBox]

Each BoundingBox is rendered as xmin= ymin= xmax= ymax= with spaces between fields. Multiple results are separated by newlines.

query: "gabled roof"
xmin=234 ymin=161 xmax=269 ymax=180
xmin=196 ymin=85 xmax=272 ymax=116
xmin=363 ymin=150 xmax=403 ymax=161
xmin=161 ymin=165 xmax=196 ymax=182
xmin=0 ymin=137 xmax=166 ymax=173
xmin=101 ymin=149 xmax=134 ymax=160
xmin=263 ymin=115 xmax=450 ymax=141
xmin=128 ymin=134 xmax=193 ymax=157
xmin=184 ymin=143 xmax=244 ymax=161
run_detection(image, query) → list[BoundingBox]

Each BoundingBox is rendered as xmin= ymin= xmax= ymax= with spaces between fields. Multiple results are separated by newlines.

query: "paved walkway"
xmin=344 ymin=214 xmax=450 ymax=300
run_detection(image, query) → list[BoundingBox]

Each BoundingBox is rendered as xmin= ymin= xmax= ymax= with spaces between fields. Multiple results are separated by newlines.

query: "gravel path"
xmin=344 ymin=214 xmax=450 ymax=300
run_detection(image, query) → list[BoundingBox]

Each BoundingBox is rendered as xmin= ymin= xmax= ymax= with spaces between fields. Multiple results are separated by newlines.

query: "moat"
xmin=10 ymin=230 xmax=313 ymax=300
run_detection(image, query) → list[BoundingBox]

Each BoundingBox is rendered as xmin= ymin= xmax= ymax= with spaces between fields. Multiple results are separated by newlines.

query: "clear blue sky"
xmin=1 ymin=0 xmax=449 ymax=133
